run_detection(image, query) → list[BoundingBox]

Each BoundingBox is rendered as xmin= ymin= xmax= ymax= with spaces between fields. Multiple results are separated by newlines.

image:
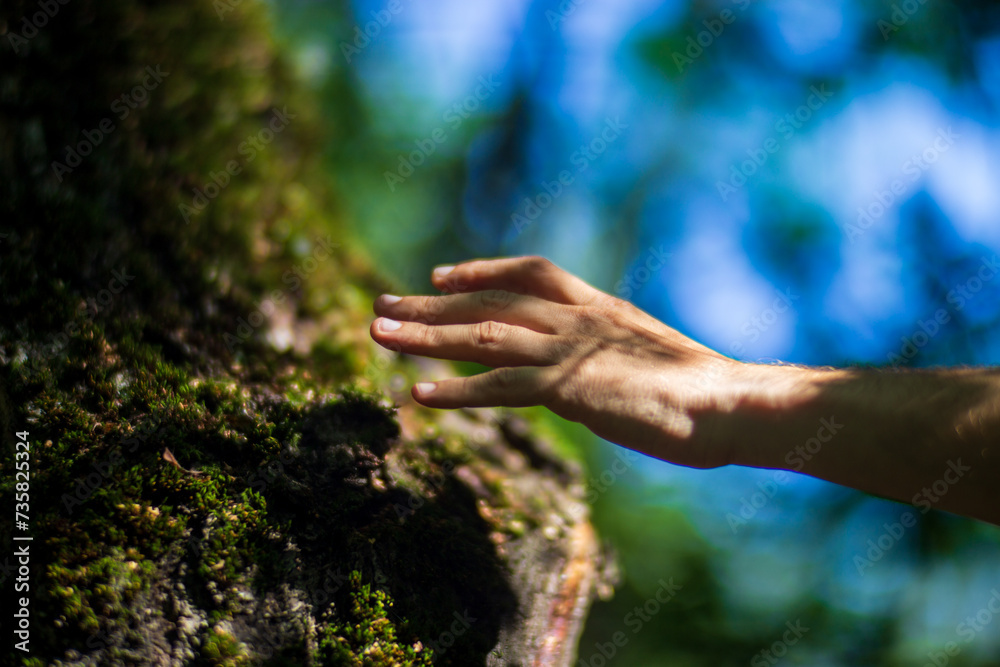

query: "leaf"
xmin=162 ymin=447 xmax=206 ymax=477
xmin=162 ymin=447 xmax=181 ymax=468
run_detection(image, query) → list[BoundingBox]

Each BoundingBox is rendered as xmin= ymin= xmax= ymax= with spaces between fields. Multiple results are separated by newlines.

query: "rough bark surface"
xmin=0 ymin=1 xmax=614 ymax=665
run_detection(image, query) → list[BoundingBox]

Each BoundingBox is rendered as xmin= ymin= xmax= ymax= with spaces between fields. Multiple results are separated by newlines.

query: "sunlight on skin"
xmin=370 ymin=255 xmax=1000 ymax=526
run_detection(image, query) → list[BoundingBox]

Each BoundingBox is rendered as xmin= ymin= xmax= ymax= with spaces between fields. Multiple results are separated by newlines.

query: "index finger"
xmin=430 ymin=255 xmax=609 ymax=307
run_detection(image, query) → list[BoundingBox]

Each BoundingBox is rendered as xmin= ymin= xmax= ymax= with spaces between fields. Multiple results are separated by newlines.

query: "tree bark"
xmin=0 ymin=1 xmax=614 ymax=664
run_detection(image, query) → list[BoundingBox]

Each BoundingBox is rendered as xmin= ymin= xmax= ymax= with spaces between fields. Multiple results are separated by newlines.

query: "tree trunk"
xmin=0 ymin=1 xmax=614 ymax=664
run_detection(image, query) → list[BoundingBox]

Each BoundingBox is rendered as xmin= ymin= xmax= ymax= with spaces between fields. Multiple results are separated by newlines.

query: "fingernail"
xmin=415 ymin=382 xmax=436 ymax=395
xmin=381 ymin=294 xmax=402 ymax=305
xmin=379 ymin=318 xmax=402 ymax=332
xmin=433 ymin=265 xmax=455 ymax=279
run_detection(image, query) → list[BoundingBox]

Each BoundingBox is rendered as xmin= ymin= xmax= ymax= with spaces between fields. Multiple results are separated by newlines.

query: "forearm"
xmin=716 ymin=364 xmax=1000 ymax=525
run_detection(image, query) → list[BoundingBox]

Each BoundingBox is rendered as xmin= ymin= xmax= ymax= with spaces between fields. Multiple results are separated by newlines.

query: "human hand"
xmin=369 ymin=256 xmax=757 ymax=469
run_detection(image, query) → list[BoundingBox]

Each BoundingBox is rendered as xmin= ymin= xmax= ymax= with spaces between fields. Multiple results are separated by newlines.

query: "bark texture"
xmin=0 ymin=1 xmax=614 ymax=664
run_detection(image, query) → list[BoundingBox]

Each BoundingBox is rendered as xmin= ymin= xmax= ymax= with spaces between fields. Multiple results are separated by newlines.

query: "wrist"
xmin=711 ymin=362 xmax=840 ymax=469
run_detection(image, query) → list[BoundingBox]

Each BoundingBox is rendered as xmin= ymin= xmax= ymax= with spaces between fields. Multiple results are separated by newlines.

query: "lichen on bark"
xmin=0 ymin=1 xmax=614 ymax=665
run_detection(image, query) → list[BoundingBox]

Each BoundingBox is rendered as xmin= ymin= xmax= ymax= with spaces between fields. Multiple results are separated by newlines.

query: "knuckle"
xmin=544 ymin=335 xmax=574 ymax=364
xmin=526 ymin=255 xmax=552 ymax=271
xmin=492 ymin=366 xmax=519 ymax=390
xmin=569 ymin=305 xmax=601 ymax=337
xmin=424 ymin=295 xmax=446 ymax=319
xmin=478 ymin=289 xmax=514 ymax=313
xmin=474 ymin=320 xmax=507 ymax=348
xmin=594 ymin=291 xmax=619 ymax=309
xmin=580 ymin=287 xmax=614 ymax=309
xmin=602 ymin=303 xmax=632 ymax=328
xmin=417 ymin=323 xmax=440 ymax=346
xmin=618 ymin=298 xmax=643 ymax=317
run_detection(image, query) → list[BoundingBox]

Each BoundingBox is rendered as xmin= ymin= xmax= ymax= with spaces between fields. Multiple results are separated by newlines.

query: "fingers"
xmin=411 ymin=365 xmax=561 ymax=409
xmin=430 ymin=255 xmax=609 ymax=307
xmin=373 ymin=289 xmax=570 ymax=334
xmin=370 ymin=317 xmax=567 ymax=367
xmin=368 ymin=255 xmax=621 ymax=410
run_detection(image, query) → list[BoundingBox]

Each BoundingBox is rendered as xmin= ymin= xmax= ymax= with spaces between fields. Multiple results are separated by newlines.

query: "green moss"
xmin=0 ymin=0 xmax=592 ymax=664
xmin=314 ymin=571 xmax=432 ymax=667
xmin=46 ymin=550 xmax=150 ymax=632
xmin=198 ymin=629 xmax=250 ymax=666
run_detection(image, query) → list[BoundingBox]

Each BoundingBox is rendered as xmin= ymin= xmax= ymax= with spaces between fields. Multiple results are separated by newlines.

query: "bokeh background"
xmin=269 ymin=0 xmax=1000 ymax=664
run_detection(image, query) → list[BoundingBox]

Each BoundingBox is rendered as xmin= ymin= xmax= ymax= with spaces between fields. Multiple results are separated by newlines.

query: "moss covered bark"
xmin=0 ymin=1 xmax=612 ymax=665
